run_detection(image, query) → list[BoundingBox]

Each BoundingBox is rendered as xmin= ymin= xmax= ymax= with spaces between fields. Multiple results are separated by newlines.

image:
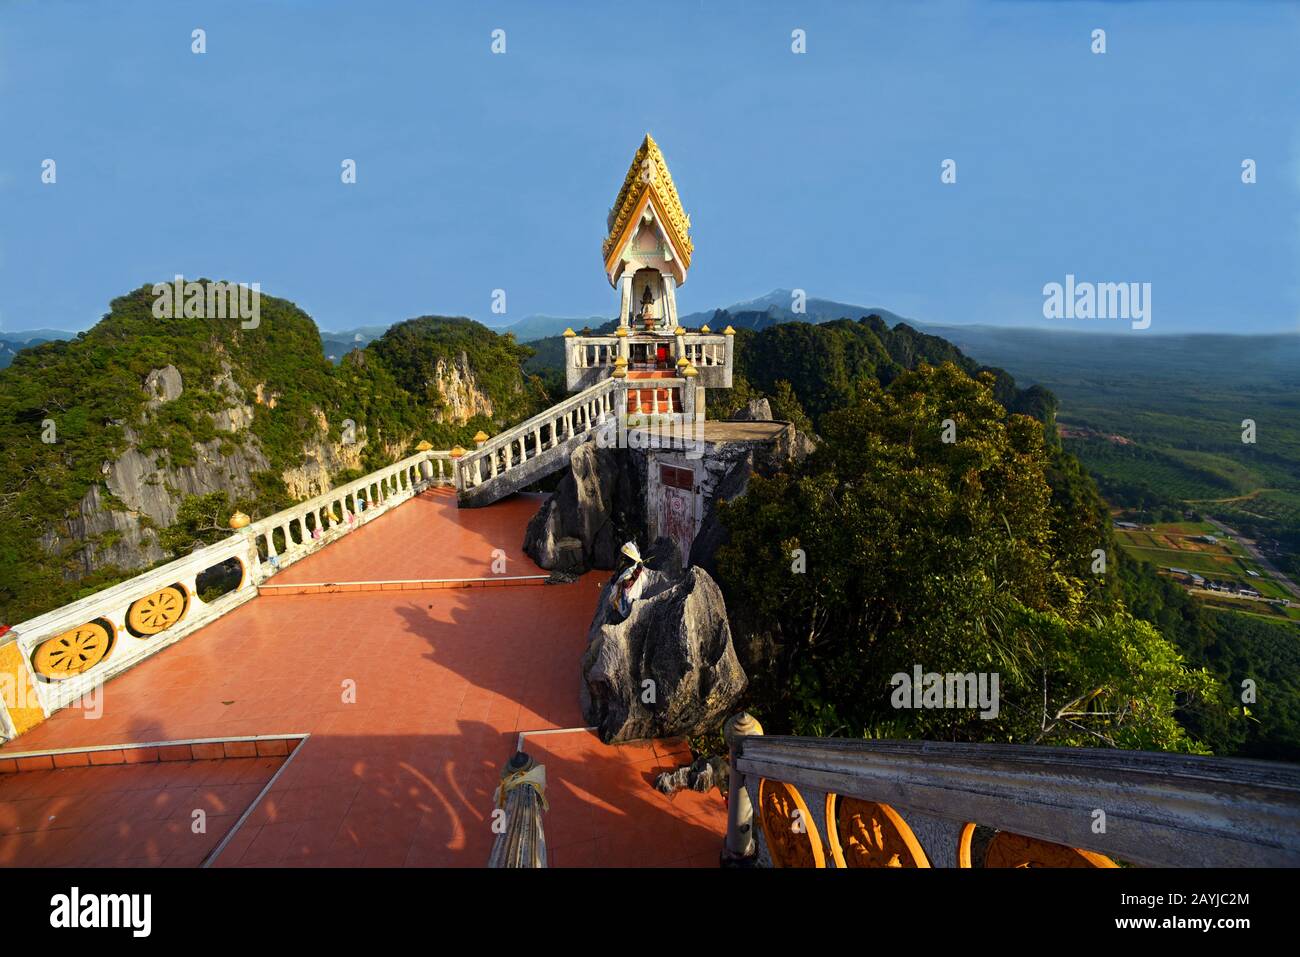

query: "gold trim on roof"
xmin=603 ymin=134 xmax=693 ymax=272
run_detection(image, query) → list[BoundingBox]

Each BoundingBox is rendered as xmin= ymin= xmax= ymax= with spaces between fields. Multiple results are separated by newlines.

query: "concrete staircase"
xmin=455 ymin=378 xmax=620 ymax=507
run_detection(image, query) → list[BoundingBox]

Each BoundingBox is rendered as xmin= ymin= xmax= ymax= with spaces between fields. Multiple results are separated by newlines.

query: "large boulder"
xmin=730 ymin=397 xmax=772 ymax=422
xmin=523 ymin=438 xmax=642 ymax=574
xmin=581 ymin=557 xmax=747 ymax=743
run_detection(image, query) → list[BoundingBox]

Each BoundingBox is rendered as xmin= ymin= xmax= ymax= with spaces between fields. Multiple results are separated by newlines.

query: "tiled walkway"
xmin=0 ymin=756 xmax=284 ymax=867
xmin=271 ymin=487 xmax=539 ymax=584
xmin=0 ymin=489 xmax=725 ymax=867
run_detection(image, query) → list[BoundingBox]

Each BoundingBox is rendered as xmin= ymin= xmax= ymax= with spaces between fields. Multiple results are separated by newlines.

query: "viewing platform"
xmin=0 ymin=480 xmax=725 ymax=867
xmin=563 ymin=326 xmax=734 ymax=393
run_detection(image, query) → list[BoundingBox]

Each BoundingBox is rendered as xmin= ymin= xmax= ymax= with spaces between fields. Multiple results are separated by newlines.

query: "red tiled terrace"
xmin=0 ymin=489 xmax=725 ymax=867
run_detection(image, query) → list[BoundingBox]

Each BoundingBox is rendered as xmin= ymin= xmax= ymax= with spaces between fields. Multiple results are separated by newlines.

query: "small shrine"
xmin=603 ymin=133 xmax=693 ymax=334
xmin=563 ymin=134 xmax=733 ymax=422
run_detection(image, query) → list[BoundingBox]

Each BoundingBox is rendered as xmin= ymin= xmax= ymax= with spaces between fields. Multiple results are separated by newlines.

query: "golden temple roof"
xmin=603 ymin=134 xmax=693 ymax=273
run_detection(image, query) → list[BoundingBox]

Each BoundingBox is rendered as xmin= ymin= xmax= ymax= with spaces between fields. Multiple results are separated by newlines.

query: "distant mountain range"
xmin=5 ymin=290 xmax=1295 ymax=372
xmin=483 ymin=313 xmax=608 ymax=344
xmin=677 ymin=289 xmax=911 ymax=331
xmin=318 ymin=326 xmax=393 ymax=363
xmin=478 ymin=291 xmax=911 ymax=344
xmin=1 ymin=290 xmax=901 ymax=369
xmin=0 ymin=330 xmax=80 ymax=369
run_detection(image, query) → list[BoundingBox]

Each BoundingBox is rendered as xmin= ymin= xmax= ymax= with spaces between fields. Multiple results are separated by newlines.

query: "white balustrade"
xmin=0 ymin=449 xmax=455 ymax=738
xmin=457 ymin=379 xmax=619 ymax=491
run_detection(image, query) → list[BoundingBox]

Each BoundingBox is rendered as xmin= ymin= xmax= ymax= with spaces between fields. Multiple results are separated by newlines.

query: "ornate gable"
xmin=603 ymin=134 xmax=693 ymax=275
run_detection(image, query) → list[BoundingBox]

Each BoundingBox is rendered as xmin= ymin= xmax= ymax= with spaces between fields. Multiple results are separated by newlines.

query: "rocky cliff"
xmin=0 ymin=286 xmax=546 ymax=622
xmin=522 ymin=440 xmax=646 ymax=573
xmin=581 ymin=550 xmax=747 ymax=743
xmin=39 ymin=364 xmax=380 ymax=575
xmin=522 ymin=422 xmax=813 ymax=577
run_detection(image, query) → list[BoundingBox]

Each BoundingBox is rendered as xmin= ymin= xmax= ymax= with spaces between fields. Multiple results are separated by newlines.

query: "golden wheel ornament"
xmin=826 ymin=794 xmax=929 ymax=868
xmin=757 ymin=779 xmax=825 ymax=868
xmin=32 ymin=622 xmax=113 ymax=679
xmin=958 ymin=823 xmax=1117 ymax=868
xmin=126 ymin=586 xmax=187 ymax=635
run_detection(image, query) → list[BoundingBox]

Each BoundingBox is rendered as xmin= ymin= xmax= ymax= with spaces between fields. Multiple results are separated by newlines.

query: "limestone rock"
xmin=759 ymin=421 xmax=817 ymax=469
xmin=144 ymin=366 xmax=183 ymax=407
xmin=731 ymin=397 xmax=772 ymax=422
xmin=689 ymin=422 xmax=815 ymax=576
xmin=687 ymin=452 xmax=752 ymax=579
xmin=655 ymin=755 xmax=728 ymax=794
xmin=433 ymin=351 xmax=495 ymax=425
xmin=523 ymin=438 xmax=642 ymax=573
xmin=581 ymin=561 xmax=746 ymax=743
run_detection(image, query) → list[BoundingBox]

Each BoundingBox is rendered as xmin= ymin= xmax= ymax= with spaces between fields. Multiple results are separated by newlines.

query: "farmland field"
xmin=935 ymin=326 xmax=1300 ymax=600
xmin=1114 ymin=523 xmax=1295 ymax=604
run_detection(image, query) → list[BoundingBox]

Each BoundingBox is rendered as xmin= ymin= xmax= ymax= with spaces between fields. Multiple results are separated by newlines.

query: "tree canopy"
xmin=716 ymin=362 xmax=1220 ymax=752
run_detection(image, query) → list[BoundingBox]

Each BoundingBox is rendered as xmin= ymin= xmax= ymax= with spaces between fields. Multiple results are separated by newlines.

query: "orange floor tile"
xmin=271 ymin=488 xmax=544 ymax=584
xmin=0 ymin=756 xmax=284 ymax=867
xmin=0 ymin=491 xmax=724 ymax=867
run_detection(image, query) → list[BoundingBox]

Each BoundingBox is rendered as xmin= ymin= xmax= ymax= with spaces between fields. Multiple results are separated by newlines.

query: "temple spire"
xmin=603 ymin=135 xmax=694 ymax=331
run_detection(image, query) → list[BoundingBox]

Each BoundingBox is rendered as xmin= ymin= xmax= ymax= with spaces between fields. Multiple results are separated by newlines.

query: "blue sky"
xmin=2 ymin=0 xmax=1297 ymax=335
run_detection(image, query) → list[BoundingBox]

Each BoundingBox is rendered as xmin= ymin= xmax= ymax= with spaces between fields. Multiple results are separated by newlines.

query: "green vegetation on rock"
xmin=0 ymin=284 xmax=551 ymax=623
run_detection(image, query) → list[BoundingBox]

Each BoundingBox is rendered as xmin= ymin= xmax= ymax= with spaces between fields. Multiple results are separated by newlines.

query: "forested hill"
xmin=717 ymin=317 xmax=1057 ymax=426
xmin=679 ymin=317 xmax=1294 ymax=762
xmin=0 ymin=284 xmax=549 ymax=623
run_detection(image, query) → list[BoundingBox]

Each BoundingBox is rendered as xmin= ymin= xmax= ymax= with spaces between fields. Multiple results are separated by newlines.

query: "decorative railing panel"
xmin=728 ymin=732 xmax=1300 ymax=868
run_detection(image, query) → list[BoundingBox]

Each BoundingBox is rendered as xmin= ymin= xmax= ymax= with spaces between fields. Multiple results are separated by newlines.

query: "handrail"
xmin=456 ymin=378 xmax=622 ymax=502
xmin=454 ymin=378 xmax=629 ymax=505
xmin=727 ymin=731 xmax=1300 ymax=868
xmin=245 ymin=449 xmax=451 ymax=568
xmin=461 ymin=378 xmax=618 ymax=464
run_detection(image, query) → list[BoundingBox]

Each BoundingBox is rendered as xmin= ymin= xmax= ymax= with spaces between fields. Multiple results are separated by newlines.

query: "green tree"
xmin=158 ymin=491 xmax=240 ymax=556
xmin=716 ymin=362 xmax=1220 ymax=752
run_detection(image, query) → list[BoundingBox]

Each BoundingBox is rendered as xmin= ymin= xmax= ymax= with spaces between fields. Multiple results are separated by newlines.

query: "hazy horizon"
xmin=6 ymin=283 xmax=1299 ymax=340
